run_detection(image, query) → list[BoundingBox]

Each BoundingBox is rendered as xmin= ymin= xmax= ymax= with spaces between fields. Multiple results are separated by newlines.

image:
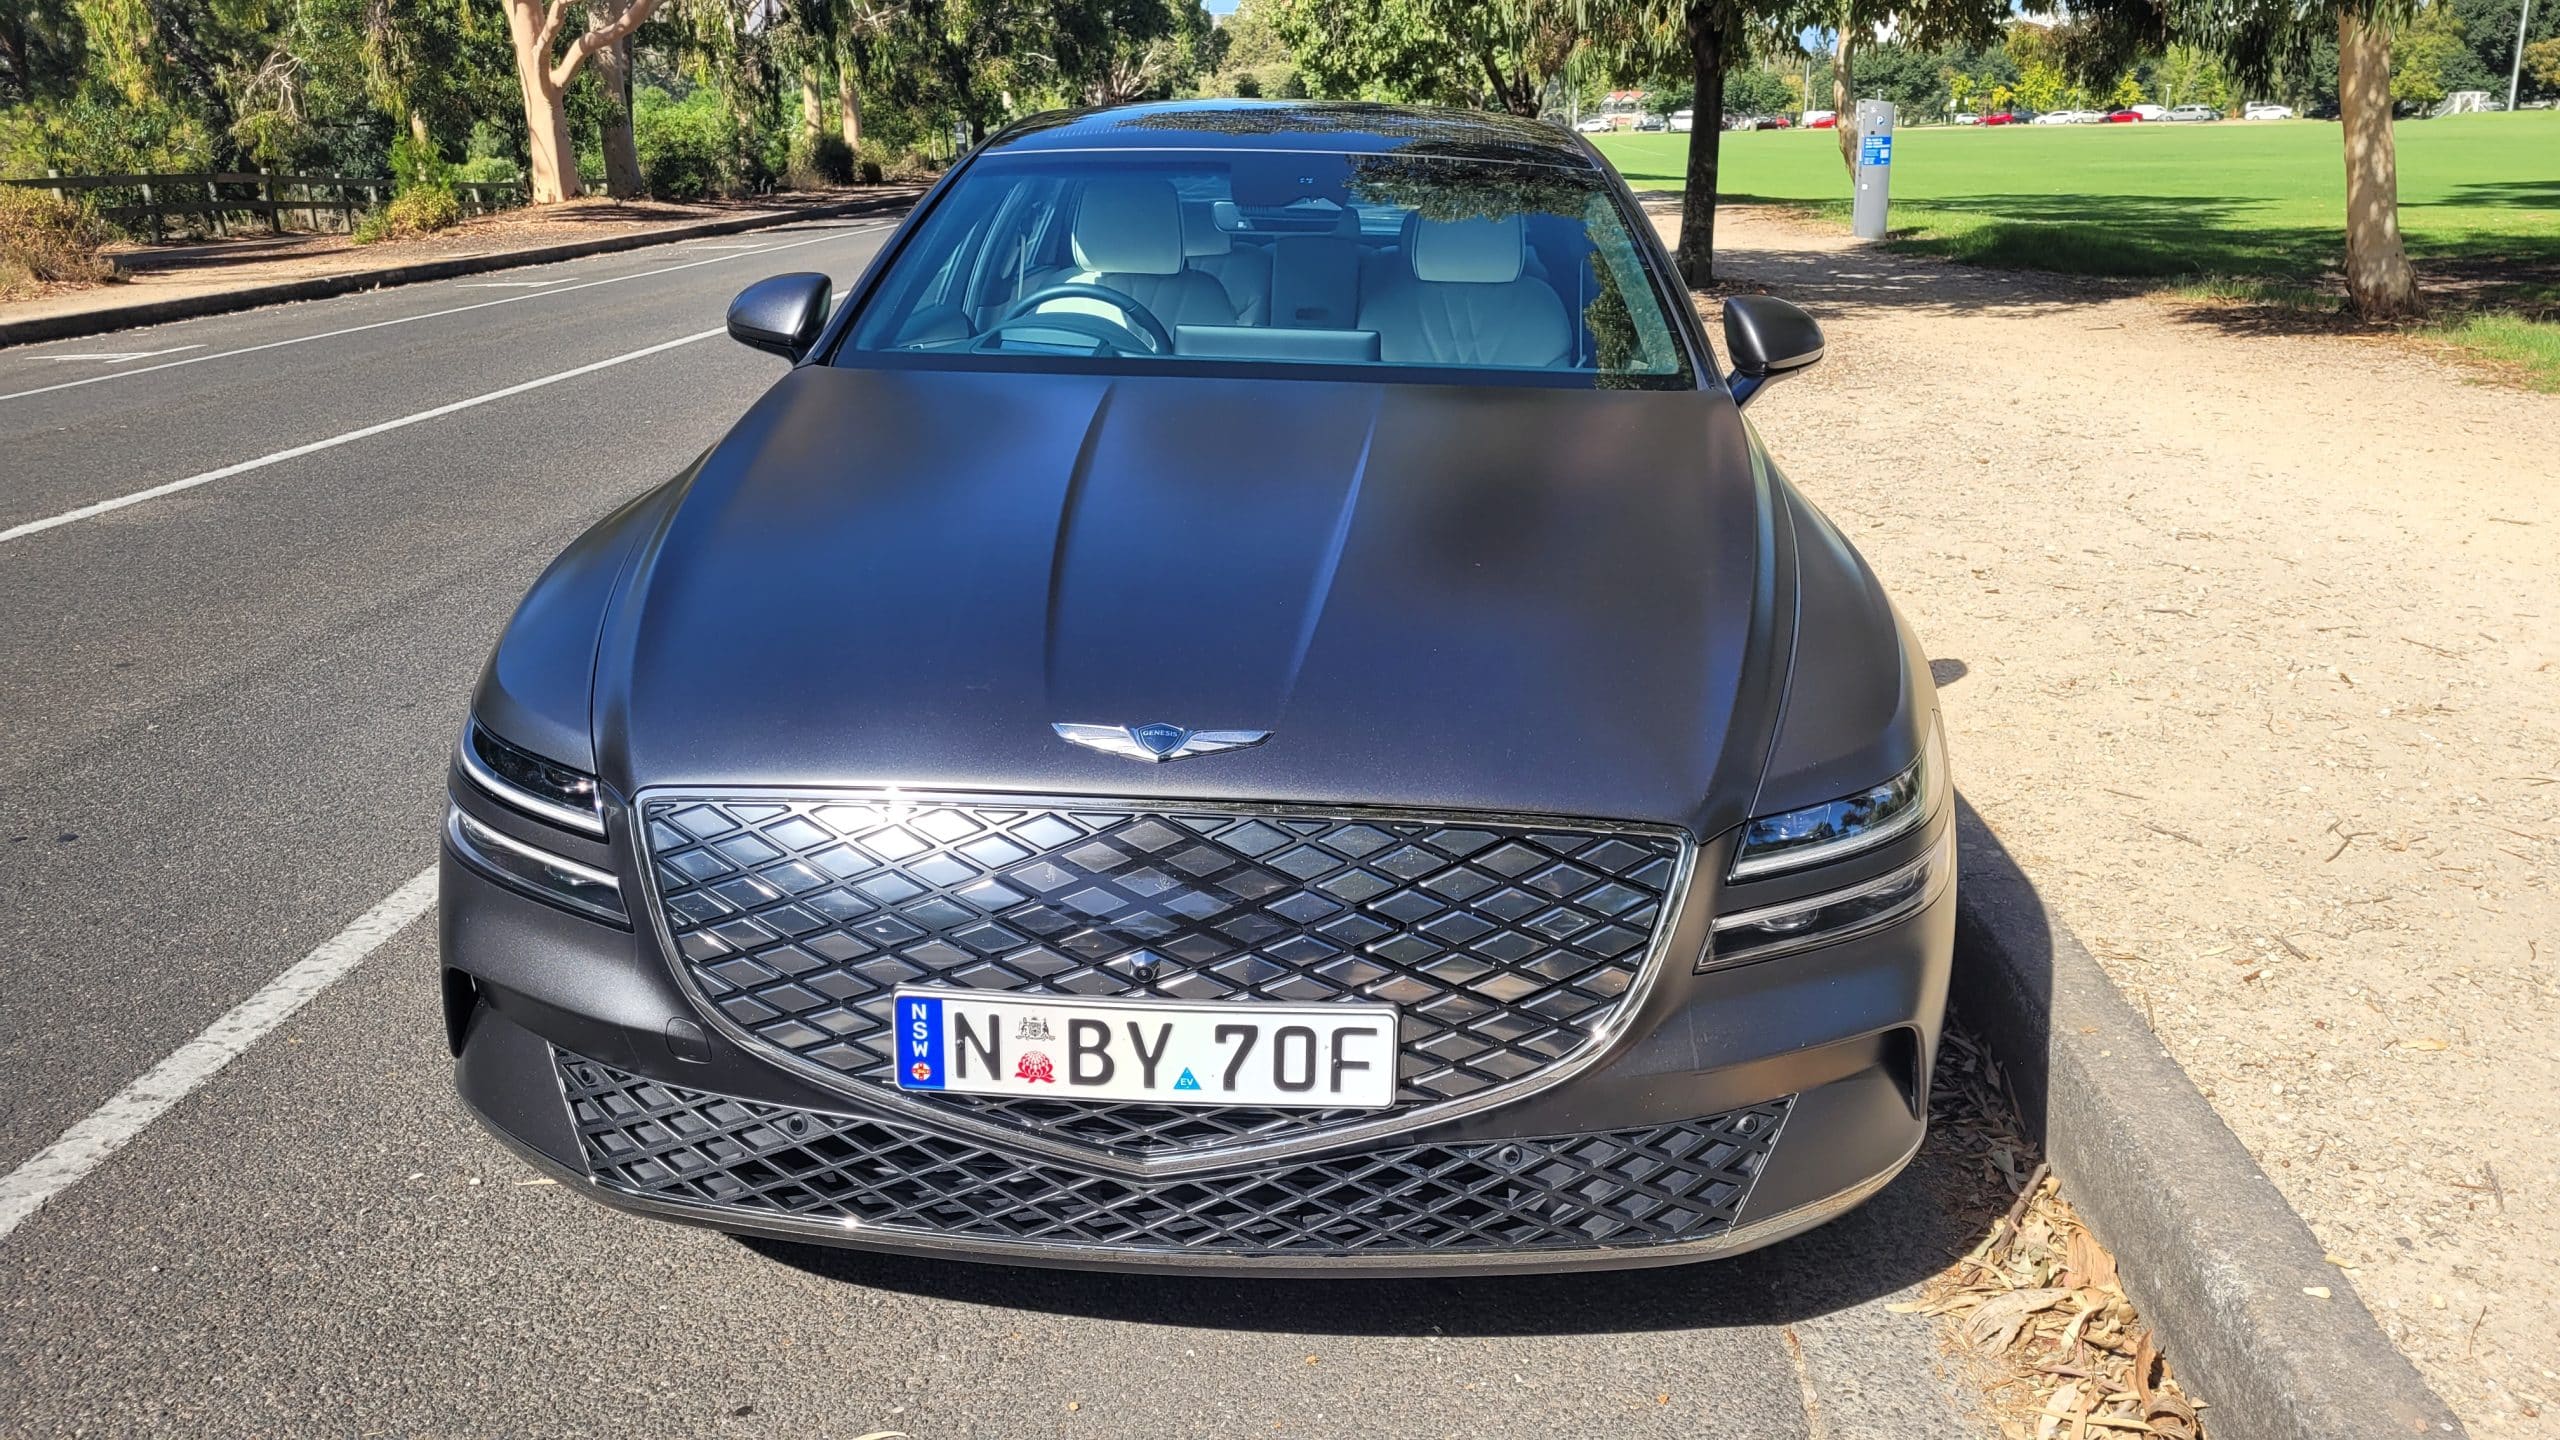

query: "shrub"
xmin=0 ymin=96 xmax=213 ymax=179
xmin=0 ymin=186 xmax=119 ymax=299
xmin=633 ymin=87 xmax=734 ymax=200
xmin=454 ymin=154 xmax=519 ymax=187
xmin=389 ymin=132 xmax=455 ymax=192
xmin=855 ymin=137 xmax=939 ymax=183
xmin=788 ymin=132 xmax=858 ymax=189
xmin=351 ymin=184 xmax=461 ymax=244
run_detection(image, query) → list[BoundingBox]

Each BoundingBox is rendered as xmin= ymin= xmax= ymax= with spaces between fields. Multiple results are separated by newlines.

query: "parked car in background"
xmin=2165 ymin=104 xmax=2217 ymax=122
xmin=2242 ymin=102 xmax=2294 ymax=119
xmin=2103 ymin=109 xmax=2143 ymax=123
xmin=2029 ymin=110 xmax=2074 ymax=124
xmin=1981 ymin=111 xmax=2032 ymax=125
xmin=1635 ymin=113 xmax=1668 ymax=132
xmin=1669 ymin=108 xmax=1694 ymax=132
xmin=1769 ymin=115 xmax=1792 ymax=128
xmin=2129 ymin=104 xmax=2168 ymax=121
xmin=1804 ymin=109 xmax=1837 ymax=128
xmin=1575 ymin=115 xmax=1614 ymax=133
xmin=1951 ymin=112 xmax=1983 ymax=125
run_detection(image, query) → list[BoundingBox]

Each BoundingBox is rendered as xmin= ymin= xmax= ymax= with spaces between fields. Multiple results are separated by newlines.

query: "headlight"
xmin=458 ymin=721 xmax=605 ymax=836
xmin=446 ymin=804 xmax=628 ymax=925
xmin=1728 ymin=716 xmax=1945 ymax=880
xmin=1705 ymin=822 xmax=1952 ymax=970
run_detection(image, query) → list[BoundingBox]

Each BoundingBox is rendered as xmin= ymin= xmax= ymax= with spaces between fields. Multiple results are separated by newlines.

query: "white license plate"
xmin=890 ymin=989 xmax=1399 ymax=1109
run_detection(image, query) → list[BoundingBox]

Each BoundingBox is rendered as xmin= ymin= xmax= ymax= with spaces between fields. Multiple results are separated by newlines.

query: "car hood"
xmin=591 ymin=365 xmax=1781 ymax=835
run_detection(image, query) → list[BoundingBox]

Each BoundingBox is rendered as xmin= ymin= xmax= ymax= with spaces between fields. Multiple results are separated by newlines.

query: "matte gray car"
xmin=440 ymin=99 xmax=1954 ymax=1274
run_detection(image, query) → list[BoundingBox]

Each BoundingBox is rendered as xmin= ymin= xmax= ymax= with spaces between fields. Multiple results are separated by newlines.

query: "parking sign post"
xmin=1852 ymin=100 xmax=1895 ymax=240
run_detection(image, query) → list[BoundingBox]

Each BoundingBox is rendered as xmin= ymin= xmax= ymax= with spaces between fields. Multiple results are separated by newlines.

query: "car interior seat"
xmin=1355 ymin=214 xmax=1570 ymax=368
xmin=1036 ymin=179 xmax=1238 ymax=334
xmin=1182 ymin=201 xmax=1271 ymax=327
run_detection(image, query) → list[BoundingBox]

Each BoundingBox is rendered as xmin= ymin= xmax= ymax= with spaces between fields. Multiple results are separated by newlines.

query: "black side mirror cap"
xmin=727 ymin=272 xmax=834 ymax=361
xmin=1721 ymin=294 xmax=1825 ymax=407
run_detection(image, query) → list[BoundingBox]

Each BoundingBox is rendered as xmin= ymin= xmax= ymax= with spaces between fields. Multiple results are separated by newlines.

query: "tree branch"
xmin=531 ymin=0 xmax=573 ymax=58
xmin=548 ymin=0 xmax=664 ymax=89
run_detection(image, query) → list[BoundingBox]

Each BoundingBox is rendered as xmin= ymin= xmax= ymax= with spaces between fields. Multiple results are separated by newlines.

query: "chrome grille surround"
xmin=555 ymin=1048 xmax=1791 ymax=1257
xmin=633 ymin=790 xmax=1693 ymax=1176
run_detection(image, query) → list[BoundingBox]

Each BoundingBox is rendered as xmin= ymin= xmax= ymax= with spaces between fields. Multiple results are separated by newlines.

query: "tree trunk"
xmin=590 ymin=1 xmax=643 ymax=198
xmin=502 ymin=0 xmax=580 ymax=203
xmin=2338 ymin=11 xmax=2422 ymax=320
xmin=408 ymin=109 xmax=431 ymax=149
xmin=522 ymin=76 xmax=579 ymax=202
xmin=1676 ymin=9 xmax=1728 ymax=287
xmin=1832 ymin=25 xmax=1858 ymax=178
xmin=836 ymin=35 xmax=863 ymax=150
xmin=800 ymin=60 xmax=824 ymax=142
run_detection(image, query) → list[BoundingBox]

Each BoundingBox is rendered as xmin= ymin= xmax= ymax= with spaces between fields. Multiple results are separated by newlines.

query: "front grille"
xmin=556 ymin=1050 xmax=1789 ymax=1255
xmin=639 ymin=794 xmax=1685 ymax=1158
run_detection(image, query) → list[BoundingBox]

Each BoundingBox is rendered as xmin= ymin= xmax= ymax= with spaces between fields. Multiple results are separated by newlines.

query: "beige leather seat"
xmin=1356 ymin=214 xmax=1569 ymax=368
xmin=1182 ymin=201 xmax=1271 ymax=326
xmin=1035 ymin=179 xmax=1236 ymax=333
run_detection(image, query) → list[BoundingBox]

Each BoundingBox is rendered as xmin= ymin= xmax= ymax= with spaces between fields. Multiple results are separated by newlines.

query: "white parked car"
xmin=2165 ymin=104 xmax=2218 ymax=122
xmin=1575 ymin=115 xmax=1615 ymax=133
xmin=2129 ymin=104 xmax=2168 ymax=121
xmin=1669 ymin=108 xmax=1694 ymax=132
xmin=2243 ymin=102 xmax=2294 ymax=120
xmin=2030 ymin=110 xmax=2075 ymax=124
xmin=1952 ymin=112 xmax=1983 ymax=125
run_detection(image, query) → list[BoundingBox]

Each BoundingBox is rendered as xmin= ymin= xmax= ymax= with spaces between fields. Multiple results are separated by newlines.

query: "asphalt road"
xmin=0 ymin=215 xmax=1995 ymax=1438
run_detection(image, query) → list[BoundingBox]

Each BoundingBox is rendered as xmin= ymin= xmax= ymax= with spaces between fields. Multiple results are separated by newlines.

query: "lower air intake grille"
xmin=555 ymin=1050 xmax=1790 ymax=1255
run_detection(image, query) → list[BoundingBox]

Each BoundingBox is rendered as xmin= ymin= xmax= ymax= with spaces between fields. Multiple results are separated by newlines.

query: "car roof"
xmin=982 ymin=100 xmax=1603 ymax=172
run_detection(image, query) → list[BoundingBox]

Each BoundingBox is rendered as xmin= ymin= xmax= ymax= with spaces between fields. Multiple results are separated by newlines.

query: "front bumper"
xmin=442 ymin=806 xmax=1953 ymax=1276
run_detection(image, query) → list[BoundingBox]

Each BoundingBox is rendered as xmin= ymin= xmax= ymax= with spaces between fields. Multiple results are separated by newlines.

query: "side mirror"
xmin=727 ymin=272 xmax=833 ymax=361
xmin=1721 ymin=294 xmax=1825 ymax=407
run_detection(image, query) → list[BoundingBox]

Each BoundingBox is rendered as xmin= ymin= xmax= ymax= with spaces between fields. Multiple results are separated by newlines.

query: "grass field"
xmin=1592 ymin=112 xmax=2559 ymax=286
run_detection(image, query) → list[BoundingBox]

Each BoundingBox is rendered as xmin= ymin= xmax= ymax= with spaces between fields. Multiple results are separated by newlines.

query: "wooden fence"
xmin=0 ymin=171 xmax=524 ymax=239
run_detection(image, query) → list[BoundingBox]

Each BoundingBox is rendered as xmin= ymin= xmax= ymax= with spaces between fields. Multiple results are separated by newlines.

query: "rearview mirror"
xmin=1721 ymin=295 xmax=1825 ymax=407
xmin=727 ymin=272 xmax=833 ymax=361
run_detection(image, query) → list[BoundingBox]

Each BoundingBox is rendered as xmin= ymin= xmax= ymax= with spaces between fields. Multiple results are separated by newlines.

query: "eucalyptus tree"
xmin=1581 ymin=0 xmax=1799 ymax=286
xmin=1795 ymin=0 xmax=2003 ymax=174
xmin=2171 ymin=0 xmax=2425 ymax=317
xmin=1277 ymin=0 xmax=1582 ymax=113
xmin=494 ymin=0 xmax=671 ymax=200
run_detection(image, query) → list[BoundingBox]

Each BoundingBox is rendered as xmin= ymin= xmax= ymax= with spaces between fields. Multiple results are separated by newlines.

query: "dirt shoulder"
xmin=1 ymin=189 xmax=916 ymax=332
xmin=1671 ymin=204 xmax=2556 ymax=1437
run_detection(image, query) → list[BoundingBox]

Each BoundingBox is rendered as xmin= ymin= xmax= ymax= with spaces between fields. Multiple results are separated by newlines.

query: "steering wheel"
xmin=987 ymin=282 xmax=1175 ymax=355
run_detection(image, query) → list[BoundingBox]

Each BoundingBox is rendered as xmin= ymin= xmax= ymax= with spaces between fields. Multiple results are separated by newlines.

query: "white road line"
xmin=0 ymin=324 xmax=721 ymax=546
xmin=0 ymin=869 xmax=437 ymax=1245
xmin=37 ymin=345 xmax=207 ymax=364
xmin=0 ymin=221 xmax=888 ymax=405
xmin=455 ymin=278 xmax=575 ymax=289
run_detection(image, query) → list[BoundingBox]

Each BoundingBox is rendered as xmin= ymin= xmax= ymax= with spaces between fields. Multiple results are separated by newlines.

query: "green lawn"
xmin=1592 ymin=113 xmax=2560 ymax=285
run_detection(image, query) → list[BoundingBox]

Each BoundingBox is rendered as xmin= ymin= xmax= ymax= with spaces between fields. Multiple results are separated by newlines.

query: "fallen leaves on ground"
xmin=1922 ymin=1028 xmax=2208 ymax=1440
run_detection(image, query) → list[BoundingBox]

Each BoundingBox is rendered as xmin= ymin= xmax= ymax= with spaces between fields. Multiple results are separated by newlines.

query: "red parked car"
xmin=2104 ymin=109 xmax=2142 ymax=122
xmin=1980 ymin=111 xmax=2029 ymax=125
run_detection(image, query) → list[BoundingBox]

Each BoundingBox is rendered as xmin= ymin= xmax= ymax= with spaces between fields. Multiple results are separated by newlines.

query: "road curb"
xmin=1949 ymin=800 xmax=2465 ymax=1439
xmin=0 ymin=189 xmax=921 ymax=349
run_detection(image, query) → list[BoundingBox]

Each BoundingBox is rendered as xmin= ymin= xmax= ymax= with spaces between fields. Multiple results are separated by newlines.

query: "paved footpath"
xmin=0 ymin=213 xmax=1991 ymax=1437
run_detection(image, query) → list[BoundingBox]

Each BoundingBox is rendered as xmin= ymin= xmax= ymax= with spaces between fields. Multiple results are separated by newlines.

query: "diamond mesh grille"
xmin=556 ymin=1050 xmax=1789 ymax=1255
xmin=638 ymin=794 xmax=1685 ymax=1157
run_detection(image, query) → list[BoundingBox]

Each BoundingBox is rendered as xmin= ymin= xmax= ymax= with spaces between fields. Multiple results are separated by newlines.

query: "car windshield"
xmin=840 ymin=148 xmax=1694 ymax=388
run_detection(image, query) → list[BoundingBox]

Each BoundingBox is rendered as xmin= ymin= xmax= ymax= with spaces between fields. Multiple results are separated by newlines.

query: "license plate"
xmin=890 ymin=989 xmax=1398 ymax=1109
